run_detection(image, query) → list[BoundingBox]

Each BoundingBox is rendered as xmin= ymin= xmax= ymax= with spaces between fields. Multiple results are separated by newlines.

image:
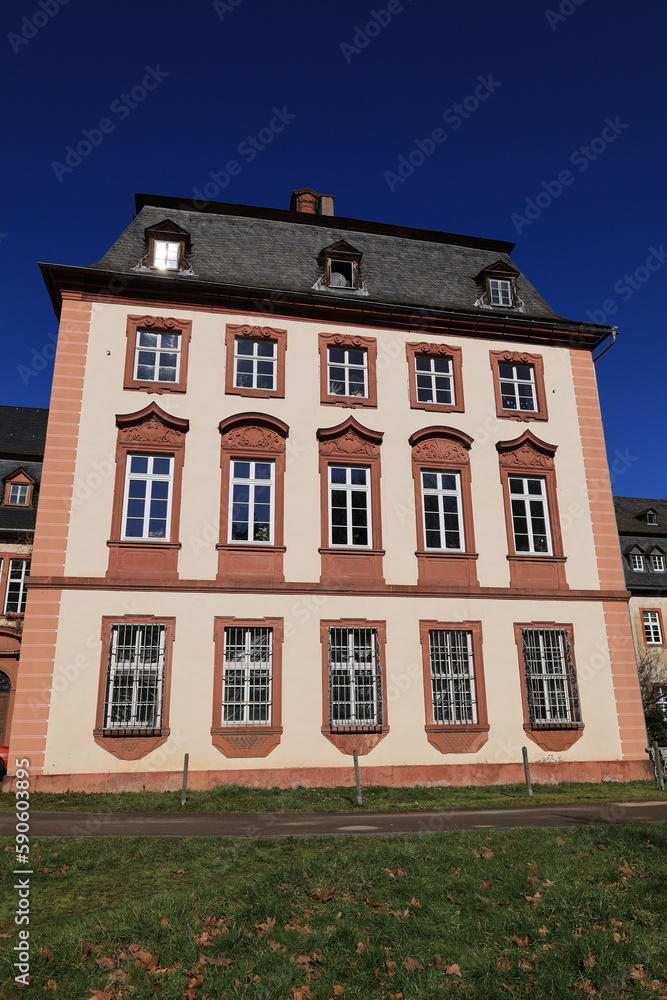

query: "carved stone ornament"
xmin=222 ymin=426 xmax=285 ymax=453
xmin=134 ymin=316 xmax=183 ymax=331
xmin=327 ymin=333 xmax=373 ymax=348
xmin=319 ymin=428 xmax=380 ymax=458
xmin=493 ymin=350 xmax=540 ymax=365
xmin=212 ymin=729 xmax=282 ymax=758
xmin=118 ymin=417 xmax=186 ymax=448
xmin=525 ymin=727 xmax=584 ymax=752
xmin=426 ymin=727 xmax=489 ymax=754
xmin=499 ymin=442 xmax=553 ymax=470
xmin=93 ymin=733 xmax=168 ymax=760
xmin=228 ymin=325 xmax=284 ymax=340
xmin=413 ymin=438 xmax=469 ymax=465
xmin=416 ymin=342 xmax=453 ymax=356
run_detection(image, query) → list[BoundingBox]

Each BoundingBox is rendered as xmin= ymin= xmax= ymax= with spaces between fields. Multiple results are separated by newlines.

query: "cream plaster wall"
xmin=64 ymin=302 xmax=600 ymax=591
xmin=43 ymin=589 xmax=622 ymax=775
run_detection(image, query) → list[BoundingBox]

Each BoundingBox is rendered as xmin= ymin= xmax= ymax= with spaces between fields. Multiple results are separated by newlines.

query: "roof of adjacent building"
xmin=614 ymin=496 xmax=667 ymax=536
xmin=88 ymin=196 xmax=560 ymax=319
xmin=0 ymin=406 xmax=48 ymax=459
xmin=614 ymin=496 xmax=667 ymax=591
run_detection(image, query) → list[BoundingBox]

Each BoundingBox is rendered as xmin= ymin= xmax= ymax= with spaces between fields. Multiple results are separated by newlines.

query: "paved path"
xmin=1 ymin=800 xmax=665 ymax=838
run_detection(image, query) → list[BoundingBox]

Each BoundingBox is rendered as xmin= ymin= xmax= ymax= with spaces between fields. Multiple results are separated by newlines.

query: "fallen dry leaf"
xmin=572 ymin=980 xmax=600 ymax=996
xmin=583 ymin=952 xmax=596 ymax=970
xmin=310 ymin=888 xmax=335 ymax=902
xmin=518 ymin=959 xmax=533 ymax=970
xmin=385 ymin=960 xmax=396 ymax=975
xmin=481 ymin=846 xmax=494 ymax=859
xmin=87 ymin=993 xmax=113 ymax=1000
xmin=613 ymin=931 xmax=630 ymax=944
xmin=43 ymin=947 xmax=55 ymax=963
xmin=629 ymin=964 xmax=647 ymax=980
xmin=356 ymin=939 xmax=370 ymax=954
xmin=403 ymin=958 xmax=425 ymax=972
xmin=410 ymin=896 xmax=421 ymax=907
xmin=538 ymin=926 xmax=549 ymax=936
xmin=618 ymin=861 xmax=636 ymax=878
xmin=446 ymin=963 xmax=462 ymax=977
xmin=268 ymin=939 xmax=285 ymax=952
xmin=80 ymin=940 xmax=91 ymax=957
xmin=94 ymin=957 xmax=116 ymax=970
xmin=159 ymin=916 xmax=169 ymax=927
xmin=46 ymin=982 xmax=57 ymax=992
xmin=255 ymin=916 xmax=276 ymax=936
xmin=512 ymin=936 xmax=529 ymax=948
xmin=332 ymin=988 xmax=346 ymax=997
xmin=496 ymin=956 xmax=511 ymax=970
xmin=573 ymin=927 xmax=583 ymax=938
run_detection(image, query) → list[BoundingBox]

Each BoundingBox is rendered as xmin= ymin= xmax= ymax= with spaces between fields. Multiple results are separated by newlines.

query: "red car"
xmin=0 ymin=746 xmax=8 ymax=777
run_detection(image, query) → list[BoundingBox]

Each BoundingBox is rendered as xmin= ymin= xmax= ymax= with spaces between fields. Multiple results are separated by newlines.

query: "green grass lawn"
xmin=1 ymin=825 xmax=666 ymax=998
xmin=0 ymin=780 xmax=662 ymax=815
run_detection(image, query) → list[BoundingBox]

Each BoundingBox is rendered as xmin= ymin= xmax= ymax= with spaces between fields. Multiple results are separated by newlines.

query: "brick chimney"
xmin=290 ymin=188 xmax=335 ymax=216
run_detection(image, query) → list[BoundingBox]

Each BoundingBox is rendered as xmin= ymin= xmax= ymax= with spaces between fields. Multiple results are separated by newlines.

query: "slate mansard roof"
xmin=614 ymin=496 xmax=667 ymax=592
xmin=39 ymin=194 xmax=614 ymax=344
xmin=0 ymin=406 xmax=48 ymax=460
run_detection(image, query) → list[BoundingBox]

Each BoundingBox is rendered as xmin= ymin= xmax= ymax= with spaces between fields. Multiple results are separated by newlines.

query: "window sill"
xmin=93 ymin=730 xmax=169 ymax=760
xmin=226 ymin=385 xmax=284 ymax=399
xmin=106 ymin=540 xmax=181 ymax=579
xmin=321 ymin=395 xmax=377 ymax=409
xmin=322 ymin=726 xmax=389 ymax=756
xmin=425 ymin=724 xmax=489 ymax=754
xmin=211 ymin=727 xmax=283 ymax=758
xmin=523 ymin=723 xmax=584 ymax=752
xmin=124 ymin=381 xmax=187 ymax=395
xmin=497 ymin=410 xmax=548 ymax=422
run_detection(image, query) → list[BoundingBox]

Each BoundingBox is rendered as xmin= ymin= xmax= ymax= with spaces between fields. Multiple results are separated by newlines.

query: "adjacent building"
xmin=4 ymin=190 xmax=650 ymax=790
xmin=0 ymin=405 xmax=48 ymax=749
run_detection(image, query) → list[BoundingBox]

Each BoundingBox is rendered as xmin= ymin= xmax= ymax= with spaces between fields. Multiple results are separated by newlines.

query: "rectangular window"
xmin=415 ymin=355 xmax=454 ymax=406
xmin=489 ymin=278 xmax=513 ymax=307
xmin=429 ymin=629 xmax=477 ymax=724
xmin=329 ymin=466 xmax=370 ymax=546
xmin=229 ymin=460 xmax=274 ymax=543
xmin=327 ymin=346 xmax=368 ymax=398
xmin=222 ymin=626 xmax=272 ymax=724
xmin=134 ymin=329 xmax=181 ymax=384
xmin=650 ymin=554 xmax=665 ymax=572
xmin=328 ymin=626 xmax=381 ymax=727
xmin=4 ymin=559 xmax=29 ymax=613
xmin=122 ymin=454 xmax=173 ymax=540
xmin=521 ymin=628 xmax=580 ymax=724
xmin=656 ymin=686 xmax=667 ymax=721
xmin=509 ymin=477 xmax=551 ymax=554
xmin=7 ymin=484 xmax=29 ymax=506
xmin=153 ymin=240 xmax=180 ymax=270
xmin=234 ymin=337 xmax=277 ymax=392
xmin=103 ymin=623 xmax=166 ymax=732
xmin=631 ymin=554 xmax=644 ymax=571
xmin=642 ymin=611 xmax=663 ymax=645
xmin=498 ymin=363 xmax=537 ymax=411
xmin=421 ymin=470 xmax=464 ymax=550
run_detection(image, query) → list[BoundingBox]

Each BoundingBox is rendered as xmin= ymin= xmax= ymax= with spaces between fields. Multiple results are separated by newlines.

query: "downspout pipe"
xmin=592 ymin=326 xmax=618 ymax=362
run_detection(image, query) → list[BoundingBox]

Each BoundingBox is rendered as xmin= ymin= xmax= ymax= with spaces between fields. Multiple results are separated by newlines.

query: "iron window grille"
xmin=122 ymin=454 xmax=173 ymax=540
xmin=327 ymin=346 xmax=368 ymax=398
xmin=102 ymin=623 xmax=166 ymax=736
xmin=421 ymin=470 xmax=464 ymax=550
xmin=328 ymin=627 xmax=382 ymax=729
xmin=521 ymin=628 xmax=581 ymax=726
xmin=642 ymin=611 xmax=663 ymax=645
xmin=414 ymin=353 xmax=454 ymax=406
xmin=4 ymin=559 xmax=30 ymax=614
xmin=233 ymin=337 xmax=277 ymax=391
xmin=498 ymin=362 xmax=537 ymax=411
xmin=509 ymin=476 xmax=551 ymax=554
xmin=222 ymin=626 xmax=272 ymax=725
xmin=134 ymin=329 xmax=181 ymax=383
xmin=429 ymin=629 xmax=477 ymax=724
xmin=7 ymin=484 xmax=29 ymax=506
xmin=328 ymin=465 xmax=371 ymax=546
xmin=229 ymin=460 xmax=274 ymax=543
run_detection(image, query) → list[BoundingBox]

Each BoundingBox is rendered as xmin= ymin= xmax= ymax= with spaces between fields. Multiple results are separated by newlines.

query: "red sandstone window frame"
xmin=317 ymin=417 xmax=384 ymax=587
xmin=123 ymin=315 xmax=192 ymax=394
xmin=513 ymin=621 xmax=584 ymax=752
xmin=93 ymin=614 xmax=175 ymax=761
xmin=224 ymin=324 xmax=287 ymax=399
xmin=320 ymin=618 xmax=389 ymax=756
xmin=409 ymin=427 xmax=478 ymax=588
xmin=217 ymin=413 xmax=289 ymax=584
xmin=2 ymin=469 xmax=36 ymax=508
xmin=406 ymin=342 xmax=465 ymax=414
xmin=640 ymin=608 xmax=665 ymax=647
xmin=319 ymin=332 xmax=378 ymax=408
xmin=107 ymin=403 xmax=189 ymax=580
xmin=419 ymin=620 xmax=489 ymax=754
xmin=211 ymin=616 xmax=284 ymax=758
xmin=490 ymin=350 xmax=548 ymax=422
xmin=497 ymin=431 xmax=567 ymax=592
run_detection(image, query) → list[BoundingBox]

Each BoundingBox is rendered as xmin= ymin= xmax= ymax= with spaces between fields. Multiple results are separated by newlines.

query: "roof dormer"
xmin=475 ymin=260 xmax=523 ymax=311
xmin=139 ymin=220 xmax=193 ymax=273
xmin=642 ymin=508 xmax=659 ymax=526
xmin=313 ymin=240 xmax=368 ymax=294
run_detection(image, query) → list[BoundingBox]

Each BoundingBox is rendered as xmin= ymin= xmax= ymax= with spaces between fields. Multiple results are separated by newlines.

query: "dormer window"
xmin=329 ymin=259 xmax=354 ymax=287
xmin=8 ymin=485 xmax=29 ymax=506
xmin=489 ymin=279 xmax=512 ymax=307
xmin=475 ymin=261 xmax=523 ymax=311
xmin=139 ymin=220 xmax=192 ymax=274
xmin=153 ymin=240 xmax=181 ymax=270
xmin=630 ymin=553 xmax=644 ymax=571
xmin=645 ymin=510 xmax=658 ymax=526
xmin=314 ymin=241 xmax=367 ymax=294
xmin=2 ymin=469 xmax=36 ymax=508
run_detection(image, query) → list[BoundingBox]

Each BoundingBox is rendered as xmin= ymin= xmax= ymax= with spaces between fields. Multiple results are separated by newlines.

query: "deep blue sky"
xmin=2 ymin=0 xmax=665 ymax=498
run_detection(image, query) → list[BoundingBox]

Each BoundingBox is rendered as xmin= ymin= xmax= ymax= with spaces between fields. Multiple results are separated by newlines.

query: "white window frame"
xmin=4 ymin=559 xmax=30 ymax=614
xmin=631 ymin=553 xmax=645 ymax=571
xmin=233 ymin=337 xmax=277 ymax=392
xmin=489 ymin=278 xmax=513 ymax=307
xmin=328 ymin=465 xmax=371 ymax=548
xmin=228 ymin=460 xmax=275 ymax=545
xmin=421 ymin=470 xmax=464 ymax=551
xmin=222 ymin=626 xmax=273 ymax=725
xmin=655 ymin=686 xmax=667 ymax=721
xmin=642 ymin=611 xmax=663 ymax=645
xmin=650 ymin=554 xmax=665 ymax=572
xmin=133 ymin=329 xmax=181 ymax=384
xmin=327 ymin=346 xmax=368 ymax=398
xmin=429 ymin=629 xmax=477 ymax=724
xmin=328 ymin=626 xmax=381 ymax=727
xmin=498 ymin=362 xmax=537 ymax=412
xmin=414 ymin=354 xmax=454 ymax=406
xmin=103 ymin=623 xmax=166 ymax=732
xmin=509 ymin=476 xmax=552 ymax=555
xmin=153 ymin=239 xmax=180 ymax=270
xmin=328 ymin=259 xmax=356 ymax=288
xmin=7 ymin=484 xmax=29 ymax=506
xmin=121 ymin=454 xmax=174 ymax=542
xmin=521 ymin=628 xmax=579 ymax=724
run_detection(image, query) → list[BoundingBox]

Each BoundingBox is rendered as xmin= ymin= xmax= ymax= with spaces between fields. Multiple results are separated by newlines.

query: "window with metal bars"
xmin=429 ymin=630 xmax=477 ymax=724
xmin=328 ymin=627 xmax=382 ymax=728
xmin=4 ymin=559 xmax=30 ymax=614
xmin=222 ymin=626 xmax=272 ymax=724
xmin=521 ymin=628 xmax=580 ymax=725
xmin=103 ymin=623 xmax=166 ymax=735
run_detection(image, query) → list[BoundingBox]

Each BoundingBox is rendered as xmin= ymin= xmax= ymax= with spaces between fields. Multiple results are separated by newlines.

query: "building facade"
xmin=0 ymin=406 xmax=48 ymax=752
xmin=5 ymin=190 xmax=650 ymax=790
